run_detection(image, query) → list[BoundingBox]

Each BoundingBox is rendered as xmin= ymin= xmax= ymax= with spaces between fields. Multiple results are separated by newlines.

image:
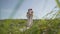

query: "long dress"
xmin=26 ymin=11 xmax=33 ymax=27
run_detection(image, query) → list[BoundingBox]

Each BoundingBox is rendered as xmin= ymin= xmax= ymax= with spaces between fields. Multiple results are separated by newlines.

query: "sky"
xmin=0 ymin=0 xmax=56 ymax=19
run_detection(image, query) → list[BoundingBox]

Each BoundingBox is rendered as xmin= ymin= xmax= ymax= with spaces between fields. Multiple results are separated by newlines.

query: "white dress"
xmin=27 ymin=11 xmax=33 ymax=27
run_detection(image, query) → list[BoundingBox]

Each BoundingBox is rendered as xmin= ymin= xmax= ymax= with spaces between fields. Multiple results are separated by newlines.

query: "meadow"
xmin=0 ymin=18 xmax=60 ymax=34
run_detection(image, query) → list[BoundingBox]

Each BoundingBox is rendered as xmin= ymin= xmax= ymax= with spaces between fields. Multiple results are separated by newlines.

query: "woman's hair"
xmin=28 ymin=9 xmax=32 ymax=11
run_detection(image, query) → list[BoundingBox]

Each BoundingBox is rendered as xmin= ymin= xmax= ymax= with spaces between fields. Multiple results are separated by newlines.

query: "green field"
xmin=0 ymin=19 xmax=60 ymax=34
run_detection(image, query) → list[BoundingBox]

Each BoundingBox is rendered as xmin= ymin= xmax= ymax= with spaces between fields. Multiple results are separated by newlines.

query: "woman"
xmin=26 ymin=8 xmax=33 ymax=27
